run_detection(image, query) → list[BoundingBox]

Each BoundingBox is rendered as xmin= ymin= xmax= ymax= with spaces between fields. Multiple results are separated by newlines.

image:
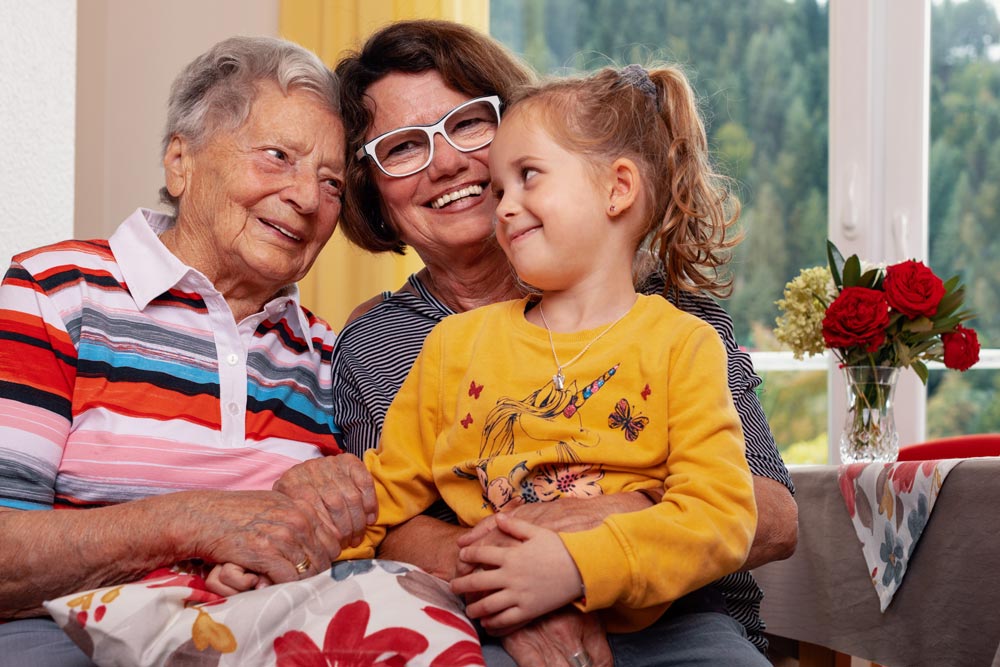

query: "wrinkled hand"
xmin=508 ymin=491 xmax=654 ymax=532
xmin=181 ymin=489 xmax=341 ymax=585
xmin=455 ymin=491 xmax=654 ymax=573
xmin=502 ymin=607 xmax=613 ymax=667
xmin=273 ymin=453 xmax=377 ymax=549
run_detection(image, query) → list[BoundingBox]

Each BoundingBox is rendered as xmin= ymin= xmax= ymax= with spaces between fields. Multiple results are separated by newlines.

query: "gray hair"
xmin=159 ymin=35 xmax=339 ymax=210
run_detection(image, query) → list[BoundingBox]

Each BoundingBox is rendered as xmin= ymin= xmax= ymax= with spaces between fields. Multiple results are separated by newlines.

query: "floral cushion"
xmin=43 ymin=559 xmax=484 ymax=667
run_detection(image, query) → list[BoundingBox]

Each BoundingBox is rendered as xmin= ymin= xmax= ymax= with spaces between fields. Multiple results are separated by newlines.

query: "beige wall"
xmin=75 ymin=0 xmax=280 ymax=239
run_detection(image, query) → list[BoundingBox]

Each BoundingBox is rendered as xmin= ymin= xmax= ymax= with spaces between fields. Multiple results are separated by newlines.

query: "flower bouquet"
xmin=774 ymin=241 xmax=980 ymax=461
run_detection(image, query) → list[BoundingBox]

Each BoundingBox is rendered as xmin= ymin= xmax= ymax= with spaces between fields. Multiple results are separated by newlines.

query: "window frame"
xmin=824 ymin=0 xmax=931 ymax=457
xmin=753 ymin=0 xmax=999 ymax=462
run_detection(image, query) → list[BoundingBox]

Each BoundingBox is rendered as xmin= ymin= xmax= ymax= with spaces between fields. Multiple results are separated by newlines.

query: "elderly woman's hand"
xmin=457 ymin=490 xmax=654 ymax=561
xmin=183 ymin=489 xmax=344 ymax=582
xmin=273 ymin=453 xmax=377 ymax=549
xmin=502 ymin=608 xmax=613 ymax=667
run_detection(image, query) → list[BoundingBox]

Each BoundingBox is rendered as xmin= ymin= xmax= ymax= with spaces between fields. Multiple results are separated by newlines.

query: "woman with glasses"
xmin=287 ymin=18 xmax=798 ymax=667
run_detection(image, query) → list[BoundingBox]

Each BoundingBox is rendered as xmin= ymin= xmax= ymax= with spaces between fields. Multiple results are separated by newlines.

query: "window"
xmin=492 ymin=0 xmax=1000 ymax=463
xmin=491 ymin=0 xmax=832 ymax=462
xmin=927 ymin=0 xmax=1000 ymax=438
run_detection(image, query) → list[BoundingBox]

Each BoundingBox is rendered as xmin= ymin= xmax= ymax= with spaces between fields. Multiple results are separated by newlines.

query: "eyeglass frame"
xmin=355 ymin=95 xmax=502 ymax=178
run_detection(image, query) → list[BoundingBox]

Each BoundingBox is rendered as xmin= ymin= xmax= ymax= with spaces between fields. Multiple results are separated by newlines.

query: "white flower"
xmin=774 ymin=266 xmax=834 ymax=359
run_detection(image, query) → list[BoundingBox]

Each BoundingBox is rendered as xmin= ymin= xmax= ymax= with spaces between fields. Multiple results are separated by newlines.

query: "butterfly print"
xmin=641 ymin=384 xmax=652 ymax=400
xmin=608 ymin=398 xmax=649 ymax=442
xmin=461 ymin=413 xmax=474 ymax=429
xmin=469 ymin=381 xmax=484 ymax=398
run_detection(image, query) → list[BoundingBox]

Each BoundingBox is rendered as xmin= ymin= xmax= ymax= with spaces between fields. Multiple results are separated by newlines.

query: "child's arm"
xmin=337 ymin=323 xmax=451 ymax=561
xmin=557 ymin=323 xmax=756 ymax=616
xmin=450 ymin=513 xmax=583 ymax=633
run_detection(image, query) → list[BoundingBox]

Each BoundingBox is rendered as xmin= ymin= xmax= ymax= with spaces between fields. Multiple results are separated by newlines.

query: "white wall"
xmin=0 ymin=0 xmax=280 ymax=268
xmin=76 ymin=0 xmax=280 ymax=240
xmin=0 ymin=0 xmax=77 ymax=269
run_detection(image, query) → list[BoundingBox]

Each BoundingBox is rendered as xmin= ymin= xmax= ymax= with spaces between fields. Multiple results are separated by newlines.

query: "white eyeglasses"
xmin=356 ymin=95 xmax=501 ymax=178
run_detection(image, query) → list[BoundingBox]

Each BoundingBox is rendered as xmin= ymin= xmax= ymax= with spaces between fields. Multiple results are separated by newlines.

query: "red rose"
xmin=822 ymin=287 xmax=890 ymax=353
xmin=884 ymin=260 xmax=946 ymax=318
xmin=942 ymin=324 xmax=980 ymax=371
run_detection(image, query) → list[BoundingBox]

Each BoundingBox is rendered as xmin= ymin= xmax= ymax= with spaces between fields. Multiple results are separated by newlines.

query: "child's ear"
xmin=163 ymin=136 xmax=192 ymax=199
xmin=607 ymin=158 xmax=641 ymax=218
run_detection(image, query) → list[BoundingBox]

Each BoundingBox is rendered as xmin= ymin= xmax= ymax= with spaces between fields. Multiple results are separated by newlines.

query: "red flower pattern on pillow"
xmin=274 ymin=600 xmax=428 ymax=667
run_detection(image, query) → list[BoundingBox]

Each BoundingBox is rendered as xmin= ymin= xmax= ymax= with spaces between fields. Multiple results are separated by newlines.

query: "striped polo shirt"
xmin=0 ymin=208 xmax=339 ymax=511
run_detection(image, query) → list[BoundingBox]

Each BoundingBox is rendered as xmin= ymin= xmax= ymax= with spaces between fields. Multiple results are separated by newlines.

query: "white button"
xmin=226 ymin=353 xmax=239 ymax=366
xmin=227 ymin=402 xmax=239 ymax=415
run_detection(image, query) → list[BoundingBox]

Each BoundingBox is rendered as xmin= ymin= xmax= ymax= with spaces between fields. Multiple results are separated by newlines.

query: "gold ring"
xmin=294 ymin=557 xmax=311 ymax=575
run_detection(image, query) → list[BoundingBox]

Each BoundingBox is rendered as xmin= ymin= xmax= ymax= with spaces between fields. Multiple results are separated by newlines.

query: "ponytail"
xmin=647 ymin=67 xmax=741 ymax=299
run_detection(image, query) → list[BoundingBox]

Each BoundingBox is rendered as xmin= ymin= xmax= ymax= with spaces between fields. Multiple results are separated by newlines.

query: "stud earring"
xmin=609 ymin=204 xmax=617 ymax=214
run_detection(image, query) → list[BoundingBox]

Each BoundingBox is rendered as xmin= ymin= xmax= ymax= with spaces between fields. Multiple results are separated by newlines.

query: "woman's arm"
xmin=745 ymin=476 xmax=798 ymax=569
xmin=378 ymin=492 xmax=655 ymax=581
xmin=0 ymin=489 xmax=343 ymax=619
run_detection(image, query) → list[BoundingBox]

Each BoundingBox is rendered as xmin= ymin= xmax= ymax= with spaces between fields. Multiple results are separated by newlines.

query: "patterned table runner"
xmin=837 ymin=459 xmax=962 ymax=611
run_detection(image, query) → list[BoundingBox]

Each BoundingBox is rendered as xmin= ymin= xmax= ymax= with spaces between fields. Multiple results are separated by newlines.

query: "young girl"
xmin=213 ymin=64 xmax=758 ymax=636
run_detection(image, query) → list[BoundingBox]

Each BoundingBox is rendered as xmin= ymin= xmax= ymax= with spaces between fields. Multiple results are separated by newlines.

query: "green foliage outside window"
xmin=491 ymin=0 xmax=1000 ymax=458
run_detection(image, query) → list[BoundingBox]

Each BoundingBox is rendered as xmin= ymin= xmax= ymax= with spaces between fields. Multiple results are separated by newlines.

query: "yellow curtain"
xmin=279 ymin=0 xmax=489 ymax=329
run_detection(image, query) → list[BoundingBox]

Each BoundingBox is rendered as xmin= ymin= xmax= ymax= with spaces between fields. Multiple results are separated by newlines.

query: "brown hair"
xmin=505 ymin=65 xmax=742 ymax=298
xmin=335 ymin=19 xmax=534 ymax=254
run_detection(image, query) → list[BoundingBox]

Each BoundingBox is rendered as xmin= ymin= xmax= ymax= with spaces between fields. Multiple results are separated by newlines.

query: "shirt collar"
xmin=110 ymin=208 xmax=189 ymax=310
xmin=110 ymin=208 xmax=315 ymax=353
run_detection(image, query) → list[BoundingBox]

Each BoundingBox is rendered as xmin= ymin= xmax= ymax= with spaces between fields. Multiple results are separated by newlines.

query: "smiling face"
xmin=362 ymin=70 xmax=496 ymax=264
xmin=165 ymin=81 xmax=345 ymax=300
xmin=489 ymin=108 xmax=620 ymax=292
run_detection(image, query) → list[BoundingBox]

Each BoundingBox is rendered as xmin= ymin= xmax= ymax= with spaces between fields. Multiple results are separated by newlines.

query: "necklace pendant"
xmin=553 ymin=370 xmax=565 ymax=390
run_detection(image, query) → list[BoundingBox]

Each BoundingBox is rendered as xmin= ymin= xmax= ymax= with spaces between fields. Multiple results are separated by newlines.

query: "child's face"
xmin=489 ymin=109 xmax=620 ymax=291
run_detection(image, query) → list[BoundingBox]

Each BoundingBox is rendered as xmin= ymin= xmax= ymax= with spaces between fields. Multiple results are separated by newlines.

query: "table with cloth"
xmin=753 ymin=458 xmax=1000 ymax=667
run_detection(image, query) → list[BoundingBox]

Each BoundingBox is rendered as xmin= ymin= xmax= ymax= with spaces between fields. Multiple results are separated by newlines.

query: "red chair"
xmin=897 ymin=433 xmax=1000 ymax=461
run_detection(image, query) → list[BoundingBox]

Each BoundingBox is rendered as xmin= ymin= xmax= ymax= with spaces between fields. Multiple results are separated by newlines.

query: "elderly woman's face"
xmin=364 ymin=71 xmax=496 ymax=261
xmin=169 ymin=81 xmax=345 ymax=292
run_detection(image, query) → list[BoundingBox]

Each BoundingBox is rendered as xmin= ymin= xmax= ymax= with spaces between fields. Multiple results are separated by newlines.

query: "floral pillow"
xmin=43 ymin=559 xmax=484 ymax=667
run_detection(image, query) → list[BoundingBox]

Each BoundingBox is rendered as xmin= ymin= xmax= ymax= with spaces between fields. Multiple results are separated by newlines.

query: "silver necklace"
xmin=537 ymin=300 xmax=633 ymax=390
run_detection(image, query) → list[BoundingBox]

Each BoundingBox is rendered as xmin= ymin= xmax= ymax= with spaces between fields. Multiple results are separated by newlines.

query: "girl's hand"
xmin=450 ymin=513 xmax=584 ymax=633
xmin=205 ymin=562 xmax=273 ymax=597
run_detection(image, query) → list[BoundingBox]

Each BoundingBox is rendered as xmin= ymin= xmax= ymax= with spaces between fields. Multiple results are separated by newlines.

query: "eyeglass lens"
xmin=372 ymin=99 xmax=499 ymax=176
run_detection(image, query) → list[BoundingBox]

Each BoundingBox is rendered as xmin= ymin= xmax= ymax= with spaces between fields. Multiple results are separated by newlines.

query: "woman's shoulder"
xmin=333 ymin=288 xmax=437 ymax=364
xmin=12 ymin=238 xmax=115 ymax=274
xmin=343 ymin=292 xmax=392 ymax=327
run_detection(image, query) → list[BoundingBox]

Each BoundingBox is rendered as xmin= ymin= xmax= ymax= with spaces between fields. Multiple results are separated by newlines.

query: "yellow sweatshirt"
xmin=340 ymin=294 xmax=756 ymax=631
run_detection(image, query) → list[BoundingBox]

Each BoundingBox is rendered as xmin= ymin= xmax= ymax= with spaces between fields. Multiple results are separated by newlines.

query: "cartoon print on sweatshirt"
xmin=454 ymin=364 xmax=652 ymax=511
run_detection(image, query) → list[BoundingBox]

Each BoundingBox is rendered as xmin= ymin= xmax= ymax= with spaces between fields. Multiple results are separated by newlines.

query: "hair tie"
xmin=619 ymin=64 xmax=658 ymax=106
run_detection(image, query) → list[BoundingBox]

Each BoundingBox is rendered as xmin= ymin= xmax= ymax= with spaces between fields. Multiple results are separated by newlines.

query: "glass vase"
xmin=839 ymin=365 xmax=901 ymax=463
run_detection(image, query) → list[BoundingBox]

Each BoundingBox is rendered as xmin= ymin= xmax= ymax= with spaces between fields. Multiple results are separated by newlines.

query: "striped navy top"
xmin=331 ymin=271 xmax=793 ymax=652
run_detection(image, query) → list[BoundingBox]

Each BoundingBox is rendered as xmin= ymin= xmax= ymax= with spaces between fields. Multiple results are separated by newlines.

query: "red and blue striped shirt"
xmin=0 ymin=208 xmax=340 ymax=510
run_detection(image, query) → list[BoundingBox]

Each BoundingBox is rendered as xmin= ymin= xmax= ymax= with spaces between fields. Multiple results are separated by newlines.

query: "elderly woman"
xmin=0 ymin=36 xmax=374 ymax=665
xmin=322 ymin=19 xmax=797 ymax=667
